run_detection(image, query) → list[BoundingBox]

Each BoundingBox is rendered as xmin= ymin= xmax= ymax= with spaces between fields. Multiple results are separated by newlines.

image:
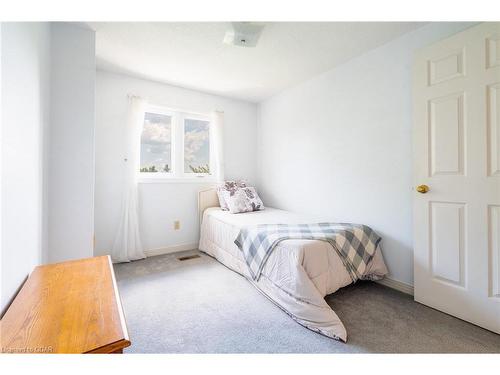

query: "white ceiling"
xmin=89 ymin=22 xmax=426 ymax=103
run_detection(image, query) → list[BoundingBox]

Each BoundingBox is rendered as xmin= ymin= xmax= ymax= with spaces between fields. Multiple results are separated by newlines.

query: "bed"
xmin=198 ymin=188 xmax=388 ymax=342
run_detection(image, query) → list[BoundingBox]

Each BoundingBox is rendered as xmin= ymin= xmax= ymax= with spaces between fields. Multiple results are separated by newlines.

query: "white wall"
xmin=1 ymin=22 xmax=51 ymax=313
xmin=257 ymin=22 xmax=476 ymax=286
xmin=48 ymin=23 xmax=96 ymax=263
xmin=95 ymin=71 xmax=258 ymax=256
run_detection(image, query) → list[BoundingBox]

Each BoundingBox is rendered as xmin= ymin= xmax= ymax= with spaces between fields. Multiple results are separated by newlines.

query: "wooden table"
xmin=0 ymin=256 xmax=131 ymax=353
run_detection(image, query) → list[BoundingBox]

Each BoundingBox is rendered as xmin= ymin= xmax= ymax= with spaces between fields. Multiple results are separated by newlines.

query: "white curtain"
xmin=212 ymin=111 xmax=225 ymax=182
xmin=111 ymin=96 xmax=147 ymax=263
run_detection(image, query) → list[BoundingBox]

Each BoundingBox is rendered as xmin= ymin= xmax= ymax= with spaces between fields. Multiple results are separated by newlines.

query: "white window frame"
xmin=138 ymin=105 xmax=215 ymax=184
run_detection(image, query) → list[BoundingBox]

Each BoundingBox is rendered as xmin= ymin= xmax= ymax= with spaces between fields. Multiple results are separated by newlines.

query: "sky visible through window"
xmin=184 ymin=119 xmax=210 ymax=173
xmin=140 ymin=112 xmax=172 ymax=173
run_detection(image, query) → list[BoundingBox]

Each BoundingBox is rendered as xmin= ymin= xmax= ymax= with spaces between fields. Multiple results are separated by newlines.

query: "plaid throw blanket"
xmin=234 ymin=223 xmax=381 ymax=281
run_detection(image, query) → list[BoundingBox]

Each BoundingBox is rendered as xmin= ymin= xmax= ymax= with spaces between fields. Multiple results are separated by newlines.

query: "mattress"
xmin=199 ymin=207 xmax=388 ymax=341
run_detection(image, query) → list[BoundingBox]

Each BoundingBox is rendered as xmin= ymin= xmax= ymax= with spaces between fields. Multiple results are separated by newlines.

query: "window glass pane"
xmin=184 ymin=119 xmax=210 ymax=174
xmin=140 ymin=112 xmax=172 ymax=173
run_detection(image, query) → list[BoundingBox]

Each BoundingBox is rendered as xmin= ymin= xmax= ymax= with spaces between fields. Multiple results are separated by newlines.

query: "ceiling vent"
xmin=223 ymin=22 xmax=265 ymax=47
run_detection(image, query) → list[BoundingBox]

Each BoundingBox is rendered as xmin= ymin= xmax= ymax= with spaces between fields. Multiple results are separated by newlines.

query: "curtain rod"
xmin=127 ymin=94 xmax=144 ymax=99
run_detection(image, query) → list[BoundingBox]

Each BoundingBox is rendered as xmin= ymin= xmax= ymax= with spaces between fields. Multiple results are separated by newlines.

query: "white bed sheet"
xmin=199 ymin=207 xmax=388 ymax=341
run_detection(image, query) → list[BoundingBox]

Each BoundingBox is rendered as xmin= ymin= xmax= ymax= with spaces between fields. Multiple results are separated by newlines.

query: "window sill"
xmin=138 ymin=177 xmax=217 ymax=184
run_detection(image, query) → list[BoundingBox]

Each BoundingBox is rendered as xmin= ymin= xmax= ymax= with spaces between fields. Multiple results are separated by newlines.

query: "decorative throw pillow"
xmin=216 ymin=180 xmax=247 ymax=210
xmin=222 ymin=186 xmax=265 ymax=214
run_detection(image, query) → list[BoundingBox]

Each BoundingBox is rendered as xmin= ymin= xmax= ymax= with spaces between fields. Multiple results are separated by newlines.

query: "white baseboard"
xmin=376 ymin=277 xmax=414 ymax=296
xmin=144 ymin=242 xmax=199 ymax=257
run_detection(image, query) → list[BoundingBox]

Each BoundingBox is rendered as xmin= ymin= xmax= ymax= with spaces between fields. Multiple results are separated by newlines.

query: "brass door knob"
xmin=416 ymin=184 xmax=429 ymax=194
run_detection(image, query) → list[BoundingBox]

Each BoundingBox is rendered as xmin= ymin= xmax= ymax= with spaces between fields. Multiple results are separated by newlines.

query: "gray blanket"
xmin=234 ymin=223 xmax=381 ymax=281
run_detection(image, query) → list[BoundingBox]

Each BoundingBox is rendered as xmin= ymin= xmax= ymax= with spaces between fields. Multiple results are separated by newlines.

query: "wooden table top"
xmin=0 ymin=256 xmax=130 ymax=353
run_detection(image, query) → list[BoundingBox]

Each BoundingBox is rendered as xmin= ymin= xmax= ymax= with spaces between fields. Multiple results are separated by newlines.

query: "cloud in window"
xmin=142 ymin=121 xmax=171 ymax=146
xmin=184 ymin=128 xmax=208 ymax=162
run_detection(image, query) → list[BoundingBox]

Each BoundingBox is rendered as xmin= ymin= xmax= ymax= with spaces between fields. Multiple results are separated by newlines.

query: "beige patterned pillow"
xmin=216 ymin=180 xmax=247 ymax=211
xmin=222 ymin=186 xmax=265 ymax=214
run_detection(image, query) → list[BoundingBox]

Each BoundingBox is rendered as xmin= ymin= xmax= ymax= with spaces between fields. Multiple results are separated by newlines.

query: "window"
xmin=139 ymin=106 xmax=214 ymax=181
xmin=140 ymin=112 xmax=172 ymax=174
xmin=184 ymin=118 xmax=210 ymax=174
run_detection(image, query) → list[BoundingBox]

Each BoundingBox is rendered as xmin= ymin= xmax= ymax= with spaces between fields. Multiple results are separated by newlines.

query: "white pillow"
xmin=216 ymin=180 xmax=247 ymax=210
xmin=222 ymin=186 xmax=265 ymax=214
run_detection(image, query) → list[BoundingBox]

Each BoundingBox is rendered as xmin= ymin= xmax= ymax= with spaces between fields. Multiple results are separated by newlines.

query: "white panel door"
xmin=413 ymin=22 xmax=500 ymax=334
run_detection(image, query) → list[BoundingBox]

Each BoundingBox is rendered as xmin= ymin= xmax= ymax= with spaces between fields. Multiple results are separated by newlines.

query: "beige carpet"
xmin=114 ymin=250 xmax=500 ymax=353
